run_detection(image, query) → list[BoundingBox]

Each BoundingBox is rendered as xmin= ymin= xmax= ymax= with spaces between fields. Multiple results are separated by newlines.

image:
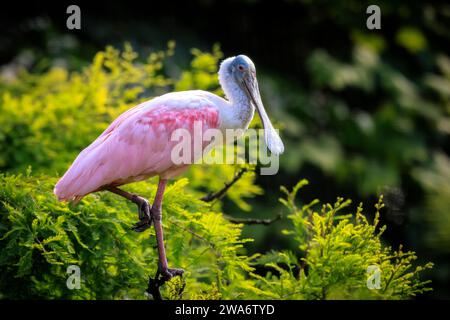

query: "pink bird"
xmin=54 ymin=55 xmax=284 ymax=284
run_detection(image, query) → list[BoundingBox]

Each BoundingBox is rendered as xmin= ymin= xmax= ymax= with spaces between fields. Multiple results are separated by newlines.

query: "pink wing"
xmin=54 ymin=93 xmax=220 ymax=202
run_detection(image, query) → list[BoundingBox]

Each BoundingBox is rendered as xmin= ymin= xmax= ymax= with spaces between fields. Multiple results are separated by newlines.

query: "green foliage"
xmin=248 ymin=180 xmax=433 ymax=299
xmin=0 ymin=172 xmax=258 ymax=299
xmin=0 ymin=44 xmax=433 ymax=299
xmin=175 ymin=44 xmax=223 ymax=94
xmin=413 ymin=153 xmax=450 ymax=253
xmin=0 ymin=43 xmax=260 ymax=211
xmin=0 ymin=172 xmax=150 ymax=298
xmin=272 ymin=42 xmax=450 ymax=198
xmin=0 ymin=42 xmax=172 ymax=174
xmin=0 ymin=173 xmax=432 ymax=299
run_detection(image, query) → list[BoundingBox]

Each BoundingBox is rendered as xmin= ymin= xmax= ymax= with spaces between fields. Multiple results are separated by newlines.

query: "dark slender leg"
xmin=151 ymin=178 xmax=184 ymax=280
xmin=105 ymin=186 xmax=152 ymax=232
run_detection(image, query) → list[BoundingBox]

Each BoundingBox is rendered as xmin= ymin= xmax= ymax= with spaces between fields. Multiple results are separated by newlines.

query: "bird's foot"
xmin=131 ymin=216 xmax=152 ymax=232
xmin=146 ymin=267 xmax=185 ymax=300
xmin=131 ymin=199 xmax=152 ymax=232
xmin=137 ymin=198 xmax=152 ymax=220
xmin=160 ymin=267 xmax=185 ymax=281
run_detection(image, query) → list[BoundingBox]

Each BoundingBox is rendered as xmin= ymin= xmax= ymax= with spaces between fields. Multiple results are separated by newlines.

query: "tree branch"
xmin=224 ymin=212 xmax=283 ymax=225
xmin=146 ymin=276 xmax=164 ymax=300
xmin=200 ymin=168 xmax=249 ymax=202
xmin=147 ymin=269 xmax=184 ymax=301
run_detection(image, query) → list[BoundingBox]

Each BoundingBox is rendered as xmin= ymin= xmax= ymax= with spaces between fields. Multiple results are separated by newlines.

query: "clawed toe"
xmin=138 ymin=199 xmax=152 ymax=220
xmin=160 ymin=267 xmax=184 ymax=281
xmin=131 ymin=216 xmax=152 ymax=232
xmin=132 ymin=198 xmax=153 ymax=232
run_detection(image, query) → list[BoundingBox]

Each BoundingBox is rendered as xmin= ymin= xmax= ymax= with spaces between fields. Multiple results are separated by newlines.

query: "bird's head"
xmin=223 ymin=55 xmax=284 ymax=155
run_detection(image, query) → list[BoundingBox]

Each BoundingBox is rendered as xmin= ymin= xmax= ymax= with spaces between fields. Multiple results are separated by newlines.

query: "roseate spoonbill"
xmin=54 ymin=55 xmax=284 ymax=282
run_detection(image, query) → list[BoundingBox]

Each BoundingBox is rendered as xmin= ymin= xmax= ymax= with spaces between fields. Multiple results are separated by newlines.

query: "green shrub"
xmin=0 ymin=173 xmax=432 ymax=299
xmin=249 ymin=180 xmax=433 ymax=299
xmin=0 ymin=171 xmax=258 ymax=299
xmin=276 ymin=44 xmax=450 ymax=197
xmin=0 ymin=43 xmax=174 ymax=173
xmin=0 ymin=44 xmax=433 ymax=299
xmin=0 ymin=43 xmax=261 ymax=211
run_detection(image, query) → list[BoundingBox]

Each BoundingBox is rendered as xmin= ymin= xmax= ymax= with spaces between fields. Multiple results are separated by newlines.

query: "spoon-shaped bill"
xmin=242 ymin=76 xmax=284 ymax=155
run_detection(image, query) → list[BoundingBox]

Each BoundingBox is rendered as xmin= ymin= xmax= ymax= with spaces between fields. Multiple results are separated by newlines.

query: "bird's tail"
xmin=53 ymin=155 xmax=93 ymax=203
xmin=54 ymin=175 xmax=84 ymax=203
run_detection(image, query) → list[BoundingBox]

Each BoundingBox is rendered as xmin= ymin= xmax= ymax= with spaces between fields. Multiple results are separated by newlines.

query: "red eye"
xmin=238 ymin=65 xmax=244 ymax=71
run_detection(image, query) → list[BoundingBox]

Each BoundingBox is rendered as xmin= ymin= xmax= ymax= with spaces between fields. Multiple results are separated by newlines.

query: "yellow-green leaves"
xmin=251 ymin=180 xmax=433 ymax=300
xmin=0 ymin=173 xmax=433 ymax=299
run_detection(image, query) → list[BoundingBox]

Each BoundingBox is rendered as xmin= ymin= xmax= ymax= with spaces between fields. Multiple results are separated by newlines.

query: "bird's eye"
xmin=238 ymin=65 xmax=244 ymax=71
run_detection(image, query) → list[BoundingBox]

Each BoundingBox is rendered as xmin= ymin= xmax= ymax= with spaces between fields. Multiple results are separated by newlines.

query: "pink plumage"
xmin=53 ymin=55 xmax=284 ymax=284
xmin=54 ymin=91 xmax=220 ymax=202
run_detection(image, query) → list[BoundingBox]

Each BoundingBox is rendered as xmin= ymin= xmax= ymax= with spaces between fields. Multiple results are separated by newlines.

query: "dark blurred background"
xmin=0 ymin=0 xmax=449 ymax=299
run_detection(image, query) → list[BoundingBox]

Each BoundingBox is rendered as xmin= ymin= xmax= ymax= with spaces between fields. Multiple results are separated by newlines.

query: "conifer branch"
xmin=224 ymin=212 xmax=283 ymax=225
xmin=200 ymin=168 xmax=249 ymax=202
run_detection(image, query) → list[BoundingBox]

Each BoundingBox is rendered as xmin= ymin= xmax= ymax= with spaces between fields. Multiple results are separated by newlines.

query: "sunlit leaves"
xmin=250 ymin=180 xmax=433 ymax=299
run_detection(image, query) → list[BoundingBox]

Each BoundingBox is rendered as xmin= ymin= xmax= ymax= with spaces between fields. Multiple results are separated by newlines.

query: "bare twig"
xmin=168 ymin=218 xmax=212 ymax=247
xmin=224 ymin=212 xmax=283 ymax=225
xmin=200 ymin=168 xmax=249 ymax=202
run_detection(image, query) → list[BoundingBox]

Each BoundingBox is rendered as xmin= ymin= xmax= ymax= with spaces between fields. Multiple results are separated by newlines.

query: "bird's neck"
xmin=219 ymin=67 xmax=255 ymax=130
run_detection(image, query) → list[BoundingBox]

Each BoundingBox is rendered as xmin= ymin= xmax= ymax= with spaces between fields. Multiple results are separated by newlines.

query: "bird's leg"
xmin=105 ymin=186 xmax=152 ymax=232
xmin=151 ymin=179 xmax=184 ymax=281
